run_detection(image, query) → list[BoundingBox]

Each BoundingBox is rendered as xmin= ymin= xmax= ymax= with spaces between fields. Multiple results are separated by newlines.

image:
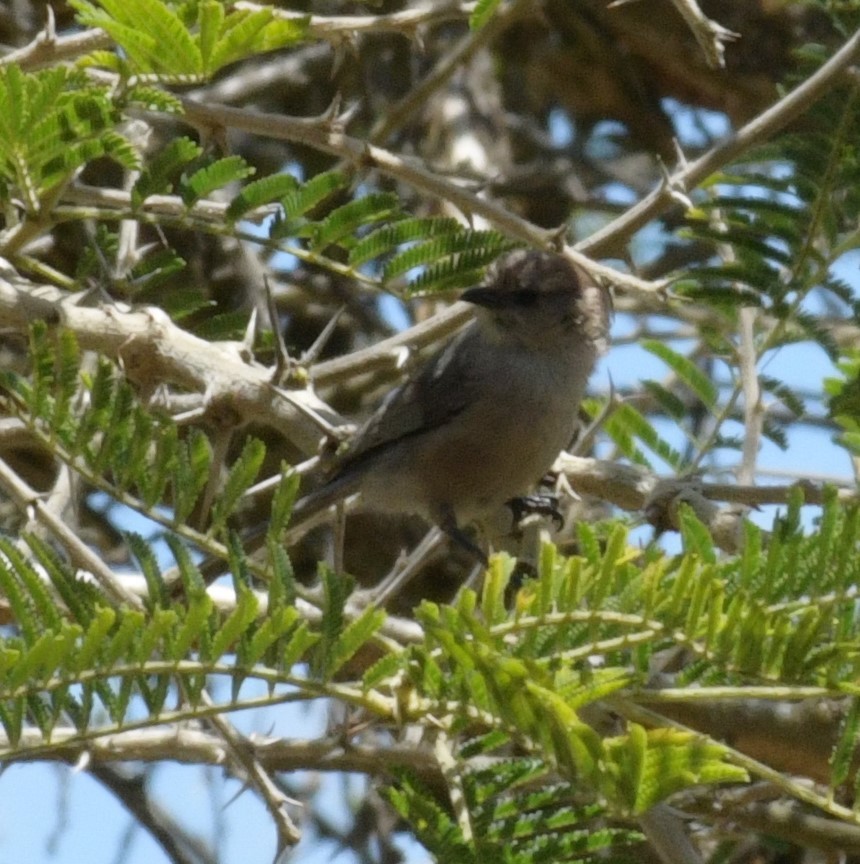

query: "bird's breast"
xmin=421 ymin=347 xmax=588 ymax=520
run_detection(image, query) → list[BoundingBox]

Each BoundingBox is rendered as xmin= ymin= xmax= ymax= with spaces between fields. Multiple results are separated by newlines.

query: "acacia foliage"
xmin=1 ymin=1 xmax=860 ymax=862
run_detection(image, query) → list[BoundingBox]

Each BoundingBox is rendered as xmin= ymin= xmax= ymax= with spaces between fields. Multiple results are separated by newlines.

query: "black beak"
xmin=461 ymin=285 xmax=504 ymax=308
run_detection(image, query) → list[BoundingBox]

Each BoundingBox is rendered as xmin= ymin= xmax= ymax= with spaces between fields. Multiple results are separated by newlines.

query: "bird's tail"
xmin=287 ymin=470 xmax=362 ymax=527
xmin=193 ymin=471 xmax=362 ymax=585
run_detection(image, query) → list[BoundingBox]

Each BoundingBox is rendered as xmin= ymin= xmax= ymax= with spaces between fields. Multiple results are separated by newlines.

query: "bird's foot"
xmin=507 ymin=494 xmax=564 ymax=530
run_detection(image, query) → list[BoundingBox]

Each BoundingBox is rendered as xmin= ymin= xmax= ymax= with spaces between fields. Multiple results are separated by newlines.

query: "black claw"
xmin=507 ymin=494 xmax=564 ymax=530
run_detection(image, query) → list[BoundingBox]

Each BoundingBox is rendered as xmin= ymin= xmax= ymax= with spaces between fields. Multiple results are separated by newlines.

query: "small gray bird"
xmin=291 ymin=249 xmax=611 ymax=559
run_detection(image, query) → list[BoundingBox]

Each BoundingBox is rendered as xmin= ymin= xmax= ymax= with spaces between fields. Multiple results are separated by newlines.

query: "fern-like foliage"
xmin=0 ymin=65 xmax=138 ymax=215
xmin=226 ymin=166 xmax=516 ymax=294
xmin=2 ymin=323 xmax=860 ymax=857
xmin=0 ymin=322 xmax=283 ymax=551
xmin=372 ymin=492 xmax=860 ymax=849
xmin=387 ymin=755 xmax=642 ymax=864
xmin=71 ymin=0 xmax=308 ymax=81
xmin=0 ymin=528 xmax=332 ymax=748
xmin=0 ymin=326 xmax=388 ymax=749
xmin=686 ymin=40 xmax=860 ymax=329
xmin=403 ymin=549 xmax=754 ymax=822
xmin=594 ymin=48 xmax=860 ymax=472
xmin=681 ymin=55 xmax=860 ymax=365
xmin=825 ymin=351 xmax=860 ymax=455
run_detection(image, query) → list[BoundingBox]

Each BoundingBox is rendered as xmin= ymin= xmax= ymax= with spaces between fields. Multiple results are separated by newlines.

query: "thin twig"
xmin=172 ymin=97 xmax=661 ymax=297
xmin=737 ymin=306 xmax=762 ymax=485
xmin=367 ymin=0 xmax=529 ymax=145
xmin=197 ymin=691 xmax=302 ymax=850
xmin=0 ymin=25 xmax=111 ymax=69
xmin=578 ymin=26 xmax=860 ymax=258
xmin=0 ymin=456 xmax=144 ymax=609
xmin=236 ymin=1 xmax=475 ymax=38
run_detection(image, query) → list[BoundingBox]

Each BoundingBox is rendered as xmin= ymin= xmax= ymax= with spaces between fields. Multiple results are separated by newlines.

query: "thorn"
xmin=242 ymin=306 xmax=257 ymax=355
xmin=413 ymin=27 xmax=426 ymax=54
xmin=390 ymin=344 xmax=412 ymax=371
xmin=672 ymin=136 xmax=689 ymax=171
xmin=330 ymin=36 xmax=358 ymax=79
xmin=321 ymin=91 xmax=343 ymax=124
xmin=336 ymin=99 xmax=361 ymax=127
xmin=264 ymin=275 xmax=292 ymax=384
xmin=301 ymin=305 xmax=346 ymax=366
xmin=44 ymin=5 xmax=57 ymax=43
xmin=548 ymin=225 xmax=568 ymax=250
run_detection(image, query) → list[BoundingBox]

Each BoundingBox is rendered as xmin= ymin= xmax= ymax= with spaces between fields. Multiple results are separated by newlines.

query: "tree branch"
xmin=579 ymin=26 xmax=860 ymax=258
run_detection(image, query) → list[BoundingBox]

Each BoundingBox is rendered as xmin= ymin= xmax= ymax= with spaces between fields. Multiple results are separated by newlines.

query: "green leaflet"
xmin=71 ymin=0 xmax=307 ymax=78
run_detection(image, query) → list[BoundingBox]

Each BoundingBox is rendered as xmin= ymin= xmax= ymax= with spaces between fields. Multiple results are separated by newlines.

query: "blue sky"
xmin=3 ymin=82 xmax=859 ymax=864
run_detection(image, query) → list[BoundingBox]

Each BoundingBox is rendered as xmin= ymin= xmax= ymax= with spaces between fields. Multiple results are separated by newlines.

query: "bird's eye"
xmin=512 ymin=289 xmax=539 ymax=306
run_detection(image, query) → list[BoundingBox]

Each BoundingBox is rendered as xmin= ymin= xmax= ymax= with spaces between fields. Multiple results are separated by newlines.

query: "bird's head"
xmin=461 ymin=249 xmax=611 ymax=351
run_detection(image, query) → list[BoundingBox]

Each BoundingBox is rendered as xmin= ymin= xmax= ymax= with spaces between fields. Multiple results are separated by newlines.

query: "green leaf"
xmin=127 ymin=532 xmax=168 ymax=609
xmin=126 ymin=84 xmax=183 ymax=113
xmin=0 ymin=540 xmax=40 ymax=644
xmin=141 ymin=422 xmax=178 ymax=508
xmin=267 ymin=540 xmax=297 ymax=608
xmin=641 ymin=380 xmax=687 ymax=421
xmin=165 ymin=534 xmax=208 ymax=600
xmin=280 ymin=169 xmax=347 ymax=221
xmin=608 ymin=727 xmax=748 ymax=814
xmin=280 ymin=620 xmax=318 ymax=670
xmin=133 ymin=136 xmax=203 ymax=206
xmin=197 ymin=0 xmax=225 ymax=70
xmin=348 ymin=217 xmax=461 ymax=268
xmin=312 ymin=563 xmax=353 ymax=678
xmin=323 ymin=605 xmax=386 ymax=680
xmin=310 ymin=192 xmax=401 ymax=251
xmin=0 ymin=66 xmax=136 ymax=210
xmin=267 ymin=467 xmax=299 ymax=541
xmin=172 ymin=429 xmax=211 ymax=524
xmin=7 ymin=539 xmax=63 ymax=633
xmin=604 ymin=403 xmax=684 ymax=470
xmin=641 ymin=340 xmax=718 ymax=410
xmin=50 ymin=330 xmax=79 ymax=439
xmin=470 ymin=0 xmax=502 ymax=29
xmin=679 ymin=505 xmax=717 ymax=564
xmin=181 ymin=155 xmax=255 ymax=206
xmin=226 ymin=172 xmax=300 ymax=222
xmin=8 ymin=630 xmax=69 ymax=689
xmin=25 ymin=536 xmax=102 ymax=628
xmin=70 ymin=607 xmax=116 ymax=674
xmin=72 ymin=0 xmax=203 ymax=75
xmin=384 ymin=230 xmax=509 ymax=281
xmin=172 ymin=595 xmax=215 ymax=659
xmin=480 ymin=554 xmax=515 ymax=626
xmin=210 ymin=437 xmax=266 ymax=530
xmin=362 ymin=652 xmax=403 ymax=691
xmin=245 ymin=606 xmax=300 ymax=666
xmin=205 ymin=8 xmax=307 ymax=75
xmin=385 ymin=773 xmax=472 ymax=863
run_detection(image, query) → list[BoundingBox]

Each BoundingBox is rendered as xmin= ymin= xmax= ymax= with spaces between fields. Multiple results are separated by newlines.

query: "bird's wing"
xmin=335 ymin=325 xmax=478 ymax=470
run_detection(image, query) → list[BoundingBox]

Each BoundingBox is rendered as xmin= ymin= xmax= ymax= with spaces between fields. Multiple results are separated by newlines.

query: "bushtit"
xmin=291 ymin=249 xmax=610 ymax=559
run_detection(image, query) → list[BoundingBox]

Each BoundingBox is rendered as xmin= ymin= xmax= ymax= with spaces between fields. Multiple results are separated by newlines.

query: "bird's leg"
xmin=506 ymin=494 xmax=564 ymax=530
xmin=437 ymin=505 xmax=489 ymax=567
